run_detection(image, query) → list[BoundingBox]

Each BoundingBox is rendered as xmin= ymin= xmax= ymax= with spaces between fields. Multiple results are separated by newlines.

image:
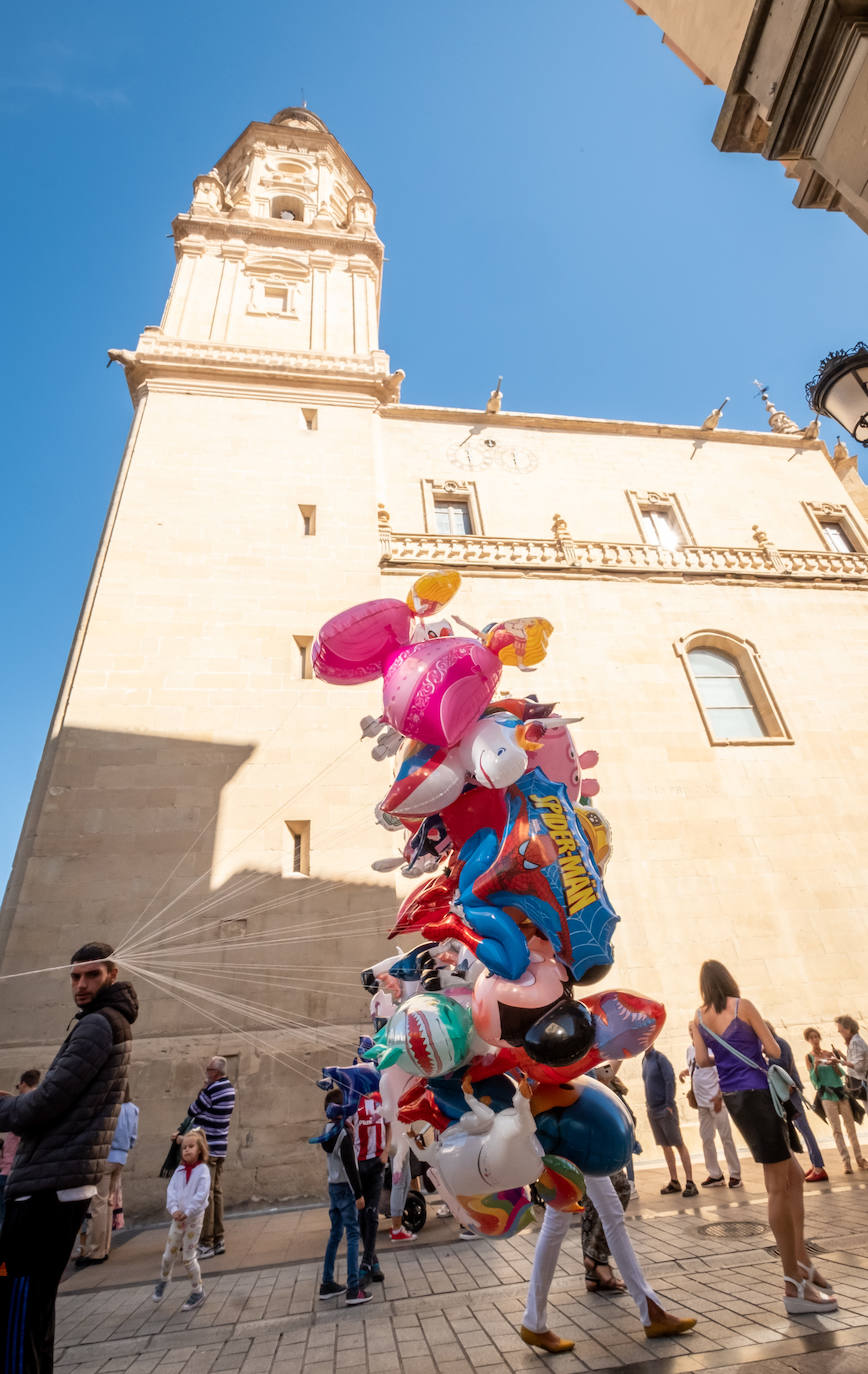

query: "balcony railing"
xmin=377 ymin=524 xmax=868 ymax=583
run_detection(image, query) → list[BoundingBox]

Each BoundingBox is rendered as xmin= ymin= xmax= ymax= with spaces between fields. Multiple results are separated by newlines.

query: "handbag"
xmin=811 ymin=1090 xmax=828 ymax=1122
xmin=697 ymin=1012 xmax=798 ymax=1120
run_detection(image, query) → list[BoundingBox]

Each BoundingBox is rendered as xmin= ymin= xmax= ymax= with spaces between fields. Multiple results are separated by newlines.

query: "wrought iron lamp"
xmin=806 ymin=343 xmax=868 ymax=446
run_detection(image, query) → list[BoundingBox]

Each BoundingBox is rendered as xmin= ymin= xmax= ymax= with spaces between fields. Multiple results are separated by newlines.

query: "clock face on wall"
xmin=447 ymin=435 xmax=539 ymax=474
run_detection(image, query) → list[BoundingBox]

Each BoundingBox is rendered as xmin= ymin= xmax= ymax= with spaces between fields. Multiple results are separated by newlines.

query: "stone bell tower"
xmin=0 ymin=110 xmax=406 ymax=1213
xmin=111 ymin=107 xmax=402 ymax=397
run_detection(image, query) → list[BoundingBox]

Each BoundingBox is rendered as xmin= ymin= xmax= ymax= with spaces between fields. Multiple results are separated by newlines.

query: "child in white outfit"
xmin=152 ymin=1130 xmax=211 ymax=1311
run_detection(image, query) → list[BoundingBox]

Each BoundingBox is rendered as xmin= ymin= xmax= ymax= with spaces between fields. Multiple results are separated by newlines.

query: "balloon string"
xmin=120 ymin=890 xmax=392 ymax=962
xmin=119 ymin=872 xmax=369 ymax=959
xmin=125 ymin=909 xmax=397 ymax=963
xmin=122 ymin=958 xmax=364 ymax=1050
xmin=119 ymin=737 xmax=361 ymax=949
xmin=119 ymin=700 xmax=314 ymax=945
xmin=130 ymin=961 xmax=366 ymax=993
xmin=122 ymin=960 xmax=352 ymax=1077
xmin=118 ymin=802 xmax=381 ymax=958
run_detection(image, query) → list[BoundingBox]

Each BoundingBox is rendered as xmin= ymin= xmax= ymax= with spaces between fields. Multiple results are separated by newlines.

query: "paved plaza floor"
xmin=56 ymin=1160 xmax=868 ymax=1374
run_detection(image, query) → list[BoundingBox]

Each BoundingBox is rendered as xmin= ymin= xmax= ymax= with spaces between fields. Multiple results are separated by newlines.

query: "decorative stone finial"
xmin=701 ymin=397 xmax=730 ymax=431
xmin=382 ymin=370 xmax=405 ymax=405
xmin=552 ymin=513 xmax=569 ymax=539
xmin=486 ymin=377 xmax=503 ymax=415
xmin=377 ymin=503 xmax=391 ymax=527
xmin=753 ymin=381 xmax=801 ymax=436
xmin=752 ymin=524 xmax=789 ymax=573
xmin=834 ymin=435 xmax=850 ymax=463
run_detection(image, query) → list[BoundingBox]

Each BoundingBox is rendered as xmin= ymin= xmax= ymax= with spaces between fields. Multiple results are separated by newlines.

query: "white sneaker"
xmin=629 ymin=1184 xmax=639 ymax=1201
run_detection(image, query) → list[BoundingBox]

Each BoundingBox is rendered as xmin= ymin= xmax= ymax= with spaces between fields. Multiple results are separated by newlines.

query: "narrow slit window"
xmin=293 ymin=635 xmax=313 ymax=679
xmin=284 ymin=820 xmax=310 ymax=876
xmin=299 ymin=504 xmax=316 ymax=536
xmin=301 ymin=408 xmax=318 ymax=431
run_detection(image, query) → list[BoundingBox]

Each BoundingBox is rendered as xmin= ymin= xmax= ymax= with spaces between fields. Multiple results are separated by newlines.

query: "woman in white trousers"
xmin=520 ymin=1174 xmax=697 ymax=1353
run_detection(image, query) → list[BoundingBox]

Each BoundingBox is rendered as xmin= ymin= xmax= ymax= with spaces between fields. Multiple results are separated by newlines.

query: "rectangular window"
xmin=821 ymin=521 xmax=856 ymax=554
xmin=283 ymin=820 xmax=310 ymax=877
xmin=434 ymin=498 xmax=473 ymax=535
xmin=640 ymin=506 xmax=683 ymax=550
xmin=292 ymin=635 xmax=313 ymax=679
xmin=298 ymin=504 xmax=316 ymax=536
xmin=263 ymin=285 xmax=288 ymax=312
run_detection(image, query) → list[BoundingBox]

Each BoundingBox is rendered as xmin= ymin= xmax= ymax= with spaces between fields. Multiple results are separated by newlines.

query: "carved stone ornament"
xmin=191 ymin=172 xmax=226 ymax=214
xmin=382 ymin=369 xmax=405 ymax=404
xmin=377 ymin=503 xmax=391 ymax=527
xmin=811 ymin=502 xmax=846 ymax=519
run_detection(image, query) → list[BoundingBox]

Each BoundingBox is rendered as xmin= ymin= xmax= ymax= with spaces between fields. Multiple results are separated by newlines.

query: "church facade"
xmin=2 ymin=108 xmax=867 ymax=1210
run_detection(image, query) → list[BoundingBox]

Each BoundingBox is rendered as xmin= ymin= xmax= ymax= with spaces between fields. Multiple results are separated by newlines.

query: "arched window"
xmin=674 ymin=631 xmax=791 ymax=746
xmin=271 ymin=194 xmax=306 ymax=223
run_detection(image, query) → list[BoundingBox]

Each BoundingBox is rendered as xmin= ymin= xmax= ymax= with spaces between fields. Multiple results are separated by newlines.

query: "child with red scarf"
xmin=151 ymin=1130 xmax=211 ymax=1311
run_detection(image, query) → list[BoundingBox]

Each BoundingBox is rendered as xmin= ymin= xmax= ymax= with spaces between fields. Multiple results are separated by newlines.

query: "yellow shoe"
xmin=643 ymin=1300 xmax=697 ymax=1339
xmin=519 ymin=1326 xmax=575 ymax=1354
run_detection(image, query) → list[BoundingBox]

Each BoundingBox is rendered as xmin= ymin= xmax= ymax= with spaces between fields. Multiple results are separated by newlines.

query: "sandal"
xmin=584 ymin=1259 xmax=627 ymax=1293
xmin=798 ymin=1260 xmax=834 ymax=1294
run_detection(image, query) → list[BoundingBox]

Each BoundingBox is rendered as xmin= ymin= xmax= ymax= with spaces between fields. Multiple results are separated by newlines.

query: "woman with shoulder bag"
xmin=804 ymin=1027 xmax=868 ymax=1175
xmin=691 ymin=961 xmax=837 ymax=1316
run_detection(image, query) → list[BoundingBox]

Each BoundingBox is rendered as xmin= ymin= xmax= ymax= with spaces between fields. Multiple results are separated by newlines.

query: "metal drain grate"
xmin=766 ymin=1238 xmax=822 ymax=1257
xmin=698 ymin=1219 xmax=769 ymax=1239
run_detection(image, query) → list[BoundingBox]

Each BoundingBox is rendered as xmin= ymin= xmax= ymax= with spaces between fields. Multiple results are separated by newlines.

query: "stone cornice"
xmin=107 ymin=333 xmax=398 ymax=404
xmin=215 ymin=120 xmax=373 ymax=199
xmin=380 ymin=403 xmax=827 ymax=452
xmin=378 ymin=529 xmax=868 ymax=588
xmin=172 ymin=212 xmax=384 ymax=265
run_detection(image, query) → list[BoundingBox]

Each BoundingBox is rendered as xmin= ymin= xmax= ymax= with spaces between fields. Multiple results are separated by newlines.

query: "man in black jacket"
xmin=0 ymin=942 xmax=138 ymax=1373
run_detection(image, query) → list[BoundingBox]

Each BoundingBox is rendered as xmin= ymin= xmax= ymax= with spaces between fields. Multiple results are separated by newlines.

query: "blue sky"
xmin=1 ymin=0 xmax=866 ymax=886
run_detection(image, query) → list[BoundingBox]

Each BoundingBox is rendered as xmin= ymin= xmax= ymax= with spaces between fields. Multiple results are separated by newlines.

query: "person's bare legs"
xmin=676 ymin=1142 xmax=694 ymax=1182
xmin=661 ymin=1145 xmax=679 ymax=1183
xmin=764 ymin=1158 xmax=828 ymax=1297
xmin=786 ymin=1155 xmax=831 ymax=1289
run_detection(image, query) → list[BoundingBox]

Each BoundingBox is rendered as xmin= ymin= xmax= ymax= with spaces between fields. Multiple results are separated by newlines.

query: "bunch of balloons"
xmin=313 ymin=572 xmax=666 ymax=1237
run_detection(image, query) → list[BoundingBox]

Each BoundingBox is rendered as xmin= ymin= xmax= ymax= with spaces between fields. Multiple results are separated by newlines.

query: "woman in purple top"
xmin=690 ymin=960 xmax=837 ymax=1317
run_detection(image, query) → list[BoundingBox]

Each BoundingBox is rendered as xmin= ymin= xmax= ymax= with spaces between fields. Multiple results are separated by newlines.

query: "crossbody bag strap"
xmin=697 ymin=1010 xmax=767 ymax=1078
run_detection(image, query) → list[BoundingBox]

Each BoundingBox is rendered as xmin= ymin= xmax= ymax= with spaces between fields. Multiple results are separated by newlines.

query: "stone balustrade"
xmin=378 ymin=527 xmax=868 ymax=583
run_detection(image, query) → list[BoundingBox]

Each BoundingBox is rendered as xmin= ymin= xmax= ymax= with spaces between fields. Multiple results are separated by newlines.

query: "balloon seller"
xmin=312 ymin=573 xmax=698 ymax=1346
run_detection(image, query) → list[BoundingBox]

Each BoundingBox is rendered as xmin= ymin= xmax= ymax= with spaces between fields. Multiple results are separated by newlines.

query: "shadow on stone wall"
xmin=0 ymin=723 xmax=400 ymax=1215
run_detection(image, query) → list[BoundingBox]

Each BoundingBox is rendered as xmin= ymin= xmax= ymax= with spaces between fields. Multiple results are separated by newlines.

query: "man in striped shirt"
xmin=188 ymin=1056 xmax=236 ymax=1258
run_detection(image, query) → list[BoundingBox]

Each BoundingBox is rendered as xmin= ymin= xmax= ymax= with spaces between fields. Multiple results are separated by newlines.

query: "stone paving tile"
xmin=52 ymin=1179 xmax=868 ymax=1374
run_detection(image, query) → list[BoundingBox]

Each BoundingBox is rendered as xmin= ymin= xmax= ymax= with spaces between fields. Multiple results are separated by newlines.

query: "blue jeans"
xmin=0 ymin=1174 xmax=6 ymax=1229
xmin=323 ymin=1182 xmax=360 ymax=1289
xmin=792 ymin=1105 xmax=825 ymax=1169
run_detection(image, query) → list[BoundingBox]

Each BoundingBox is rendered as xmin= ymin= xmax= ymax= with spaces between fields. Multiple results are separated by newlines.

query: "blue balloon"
xmin=534 ymin=1076 xmax=634 ymax=1177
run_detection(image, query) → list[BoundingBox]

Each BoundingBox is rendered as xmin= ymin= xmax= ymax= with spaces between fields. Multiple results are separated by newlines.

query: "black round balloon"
xmin=522 ymin=999 xmax=596 ymax=1067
